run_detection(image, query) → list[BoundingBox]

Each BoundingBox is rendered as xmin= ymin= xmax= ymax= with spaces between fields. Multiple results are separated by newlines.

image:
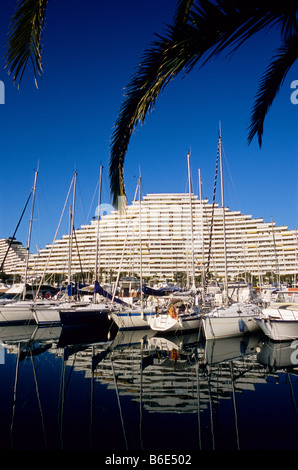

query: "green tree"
xmin=174 ymin=270 xmax=187 ymax=287
xmin=5 ymin=1 xmax=298 ymax=206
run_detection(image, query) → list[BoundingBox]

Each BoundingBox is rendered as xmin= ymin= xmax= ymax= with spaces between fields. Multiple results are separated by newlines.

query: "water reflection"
xmin=1 ymin=324 xmax=298 ymax=450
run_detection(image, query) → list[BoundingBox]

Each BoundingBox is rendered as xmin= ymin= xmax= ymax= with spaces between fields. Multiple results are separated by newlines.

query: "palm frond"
xmin=109 ymin=21 xmax=210 ymax=206
xmin=174 ymin=0 xmax=195 ymax=27
xmin=5 ymin=0 xmax=48 ymax=88
xmin=191 ymin=0 xmax=297 ymax=64
xmin=109 ymin=33 xmax=183 ymax=207
xmin=110 ymin=0 xmax=298 ymax=205
xmin=109 ymin=2 xmax=231 ymax=205
xmin=248 ymin=33 xmax=298 ymax=147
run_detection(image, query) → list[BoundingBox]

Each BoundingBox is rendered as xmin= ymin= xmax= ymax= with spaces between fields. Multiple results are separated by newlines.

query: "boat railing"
xmin=273 ymin=306 xmax=298 ymax=322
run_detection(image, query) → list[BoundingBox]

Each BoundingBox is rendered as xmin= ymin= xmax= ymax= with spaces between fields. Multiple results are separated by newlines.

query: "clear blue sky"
xmin=0 ymin=0 xmax=297 ymax=254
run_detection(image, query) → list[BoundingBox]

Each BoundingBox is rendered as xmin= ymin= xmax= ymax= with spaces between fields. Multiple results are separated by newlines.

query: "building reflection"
xmin=2 ymin=324 xmax=298 ymax=447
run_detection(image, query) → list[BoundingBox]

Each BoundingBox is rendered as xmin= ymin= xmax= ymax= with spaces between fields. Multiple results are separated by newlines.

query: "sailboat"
xmin=109 ymin=176 xmax=161 ymax=330
xmin=0 ymin=168 xmax=49 ymax=324
xmin=201 ymin=129 xmax=261 ymax=339
xmin=32 ymin=172 xmax=79 ymax=326
xmin=148 ymin=296 xmax=201 ymax=333
xmin=32 ymin=172 xmax=93 ymax=325
xmin=32 ymin=168 xmax=116 ymax=328
xmin=58 ymin=166 xmax=117 ymax=328
xmin=148 ymin=151 xmax=202 ymax=334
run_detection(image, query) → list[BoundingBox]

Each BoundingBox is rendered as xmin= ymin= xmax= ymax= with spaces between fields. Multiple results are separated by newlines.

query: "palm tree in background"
xmin=5 ymin=0 xmax=298 ymax=207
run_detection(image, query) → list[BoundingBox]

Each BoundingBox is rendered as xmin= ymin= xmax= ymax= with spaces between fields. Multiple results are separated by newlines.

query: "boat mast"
xmin=138 ymin=175 xmax=144 ymax=308
xmin=67 ymin=171 xmax=77 ymax=298
xmin=198 ymin=168 xmax=206 ymax=298
xmin=23 ymin=167 xmax=38 ymax=300
xmin=187 ymin=151 xmax=196 ymax=292
xmin=271 ymin=215 xmax=280 ymax=288
xmin=111 ymin=181 xmax=139 ymax=304
xmin=219 ymin=126 xmax=228 ymax=302
xmin=94 ymin=165 xmax=103 ymax=284
xmin=34 ymin=176 xmax=74 ymax=302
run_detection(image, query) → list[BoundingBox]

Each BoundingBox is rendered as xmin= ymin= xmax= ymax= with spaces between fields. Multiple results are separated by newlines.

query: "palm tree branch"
xmin=109 ymin=24 xmax=211 ymax=206
xmin=108 ymin=2 xmax=239 ymax=204
xmin=110 ymin=0 xmax=298 ymax=205
xmin=5 ymin=0 xmax=48 ymax=88
xmin=248 ymin=33 xmax=298 ymax=146
xmin=191 ymin=0 xmax=297 ymax=65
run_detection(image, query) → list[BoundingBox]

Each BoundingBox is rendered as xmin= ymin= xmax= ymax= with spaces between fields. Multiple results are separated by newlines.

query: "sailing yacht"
xmin=201 ymin=130 xmax=261 ymax=339
xmin=109 ymin=175 xmax=160 ymax=330
xmin=33 ymin=169 xmax=117 ymax=328
xmin=110 ymin=304 xmax=159 ymax=330
xmin=0 ymin=170 xmax=39 ymax=324
xmin=57 ymin=166 xmax=116 ymax=328
xmin=202 ymin=302 xmax=261 ymax=339
xmin=148 ymin=151 xmax=202 ymax=334
xmin=33 ymin=172 xmax=79 ymax=326
xmin=148 ymin=297 xmax=201 ymax=333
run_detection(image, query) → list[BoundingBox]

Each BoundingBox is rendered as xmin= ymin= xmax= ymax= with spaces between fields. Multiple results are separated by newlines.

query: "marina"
xmin=1 ymin=158 xmax=298 ymax=451
xmin=0 ymin=0 xmax=297 ymax=457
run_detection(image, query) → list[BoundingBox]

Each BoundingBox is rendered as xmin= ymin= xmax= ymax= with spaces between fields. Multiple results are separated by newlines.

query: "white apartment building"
xmin=4 ymin=193 xmax=298 ymax=284
xmin=0 ymin=238 xmax=27 ymax=274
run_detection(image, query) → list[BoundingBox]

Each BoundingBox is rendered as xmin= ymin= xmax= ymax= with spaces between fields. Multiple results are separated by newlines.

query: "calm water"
xmin=0 ymin=322 xmax=298 ymax=454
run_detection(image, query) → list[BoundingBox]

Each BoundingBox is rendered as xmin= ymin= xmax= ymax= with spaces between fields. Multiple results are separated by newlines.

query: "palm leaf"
xmin=5 ymin=0 xmax=48 ymax=88
xmin=248 ymin=33 xmax=298 ymax=146
xmin=110 ymin=0 xmax=298 ymax=206
xmin=109 ymin=2 xmax=230 ymax=205
xmin=191 ymin=0 xmax=297 ymax=65
xmin=174 ymin=0 xmax=195 ymax=27
xmin=109 ymin=25 xmax=204 ymax=207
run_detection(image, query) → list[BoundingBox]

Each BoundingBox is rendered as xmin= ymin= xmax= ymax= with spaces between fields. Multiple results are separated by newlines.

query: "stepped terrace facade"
xmin=0 ymin=238 xmax=27 ymax=274
xmin=5 ymin=193 xmax=298 ymax=284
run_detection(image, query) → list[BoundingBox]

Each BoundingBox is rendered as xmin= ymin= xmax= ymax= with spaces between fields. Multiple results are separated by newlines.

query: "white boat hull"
xmin=202 ymin=303 xmax=261 ymax=339
xmin=202 ymin=313 xmax=259 ymax=339
xmin=0 ymin=303 xmax=35 ymax=324
xmin=110 ymin=309 xmax=155 ymax=330
xmin=256 ymin=299 xmax=298 ymax=341
xmin=149 ymin=312 xmax=201 ymax=333
xmin=255 ymin=317 xmax=298 ymax=342
xmin=33 ymin=307 xmax=61 ymax=325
